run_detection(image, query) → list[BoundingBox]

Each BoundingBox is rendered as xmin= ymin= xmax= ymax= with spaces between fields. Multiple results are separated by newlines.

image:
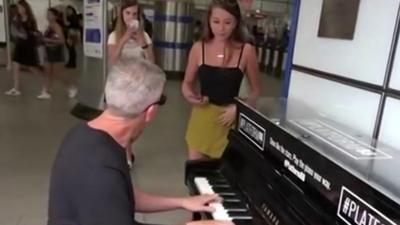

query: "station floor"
xmin=0 ymin=61 xmax=282 ymax=225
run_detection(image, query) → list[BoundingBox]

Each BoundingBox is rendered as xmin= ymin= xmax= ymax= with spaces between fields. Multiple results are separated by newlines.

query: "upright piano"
xmin=185 ymin=98 xmax=400 ymax=225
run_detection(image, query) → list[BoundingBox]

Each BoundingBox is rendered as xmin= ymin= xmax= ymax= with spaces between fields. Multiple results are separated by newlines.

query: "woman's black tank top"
xmin=44 ymin=26 xmax=63 ymax=47
xmin=198 ymin=42 xmax=245 ymax=106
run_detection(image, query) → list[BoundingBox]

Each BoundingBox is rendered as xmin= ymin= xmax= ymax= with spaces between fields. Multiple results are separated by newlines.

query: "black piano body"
xmin=185 ymin=98 xmax=400 ymax=225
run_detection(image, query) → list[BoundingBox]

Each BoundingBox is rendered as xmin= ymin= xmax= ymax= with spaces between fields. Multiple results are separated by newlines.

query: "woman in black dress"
xmin=5 ymin=0 xmax=46 ymax=97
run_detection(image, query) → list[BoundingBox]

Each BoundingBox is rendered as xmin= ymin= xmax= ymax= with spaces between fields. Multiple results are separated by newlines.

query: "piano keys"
xmin=185 ymin=98 xmax=400 ymax=225
xmin=194 ymin=177 xmax=252 ymax=221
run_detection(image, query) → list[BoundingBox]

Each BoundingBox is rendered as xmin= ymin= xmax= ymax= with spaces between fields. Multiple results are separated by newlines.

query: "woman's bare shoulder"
xmin=190 ymin=41 xmax=203 ymax=55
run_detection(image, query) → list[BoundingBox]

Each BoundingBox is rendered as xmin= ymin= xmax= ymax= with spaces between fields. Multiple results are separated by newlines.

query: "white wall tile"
xmin=293 ymin=0 xmax=399 ymax=85
xmin=288 ymin=70 xmax=381 ymax=137
xmin=378 ymin=97 xmax=400 ymax=150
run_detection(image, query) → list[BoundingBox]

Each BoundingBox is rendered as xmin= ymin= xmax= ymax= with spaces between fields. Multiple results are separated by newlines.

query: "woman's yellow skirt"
xmin=185 ymin=104 xmax=233 ymax=158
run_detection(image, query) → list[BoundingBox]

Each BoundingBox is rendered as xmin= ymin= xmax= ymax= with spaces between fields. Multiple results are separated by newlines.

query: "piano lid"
xmin=237 ymin=97 xmax=400 ymax=206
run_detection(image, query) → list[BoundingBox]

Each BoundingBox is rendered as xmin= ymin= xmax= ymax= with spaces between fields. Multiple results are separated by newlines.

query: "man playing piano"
xmin=47 ymin=58 xmax=233 ymax=225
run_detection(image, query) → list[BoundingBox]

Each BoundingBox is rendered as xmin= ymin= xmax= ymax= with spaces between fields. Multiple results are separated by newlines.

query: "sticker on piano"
xmin=238 ymin=113 xmax=266 ymax=151
xmin=337 ymin=186 xmax=397 ymax=225
xmin=290 ymin=120 xmax=392 ymax=160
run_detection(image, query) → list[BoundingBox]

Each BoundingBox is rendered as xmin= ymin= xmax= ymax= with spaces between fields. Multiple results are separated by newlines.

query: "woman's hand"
xmin=185 ymin=93 xmax=209 ymax=106
xmin=218 ymin=104 xmax=237 ymax=127
xmin=121 ymin=26 xmax=136 ymax=44
xmin=182 ymin=86 xmax=208 ymax=105
xmin=132 ymin=27 xmax=147 ymax=46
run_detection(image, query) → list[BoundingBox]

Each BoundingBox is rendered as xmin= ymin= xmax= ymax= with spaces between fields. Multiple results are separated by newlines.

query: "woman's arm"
xmin=107 ymin=32 xmax=131 ymax=66
xmin=244 ymin=43 xmax=262 ymax=106
xmin=181 ymin=42 xmax=208 ymax=105
xmin=134 ymin=187 xmax=219 ymax=213
xmin=139 ymin=32 xmax=155 ymax=63
xmin=144 ymin=45 xmax=155 ymax=63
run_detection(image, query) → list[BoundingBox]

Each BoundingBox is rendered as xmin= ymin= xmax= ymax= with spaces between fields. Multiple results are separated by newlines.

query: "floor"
xmin=0 ymin=60 xmax=282 ymax=225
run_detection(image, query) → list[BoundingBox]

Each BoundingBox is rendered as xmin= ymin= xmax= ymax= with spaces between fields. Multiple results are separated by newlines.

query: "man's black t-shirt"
xmin=47 ymin=123 xmax=135 ymax=225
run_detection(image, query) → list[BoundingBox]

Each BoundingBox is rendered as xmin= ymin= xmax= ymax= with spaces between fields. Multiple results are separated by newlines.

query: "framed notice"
xmin=318 ymin=0 xmax=360 ymax=40
xmin=0 ymin=0 xmax=6 ymax=43
xmin=84 ymin=0 xmax=103 ymax=58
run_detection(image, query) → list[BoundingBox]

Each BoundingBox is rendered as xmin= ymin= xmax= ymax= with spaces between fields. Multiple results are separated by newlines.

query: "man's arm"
xmin=134 ymin=187 xmax=220 ymax=213
xmin=76 ymin=167 xmax=135 ymax=225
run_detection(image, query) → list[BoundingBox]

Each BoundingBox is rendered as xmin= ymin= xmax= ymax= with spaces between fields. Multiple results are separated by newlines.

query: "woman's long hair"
xmin=201 ymin=0 xmax=245 ymax=43
xmin=114 ymin=0 xmax=141 ymax=41
xmin=66 ymin=5 xmax=77 ymax=17
xmin=201 ymin=0 xmax=246 ymax=66
xmin=17 ymin=0 xmax=38 ymax=31
xmin=48 ymin=8 xmax=62 ymax=26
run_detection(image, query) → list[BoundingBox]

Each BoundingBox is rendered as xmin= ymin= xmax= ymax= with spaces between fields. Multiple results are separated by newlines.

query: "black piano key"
xmin=206 ymin=175 xmax=227 ymax=180
xmin=228 ymin=211 xmax=252 ymax=217
xmin=223 ymin=201 xmax=247 ymax=209
xmin=208 ymin=179 xmax=229 ymax=185
xmin=211 ymin=184 xmax=231 ymax=188
xmin=233 ymin=219 xmax=252 ymax=225
xmin=203 ymin=173 xmax=224 ymax=178
xmin=212 ymin=186 xmax=233 ymax=193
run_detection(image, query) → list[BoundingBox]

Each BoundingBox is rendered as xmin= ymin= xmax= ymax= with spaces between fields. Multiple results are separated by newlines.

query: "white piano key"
xmin=210 ymin=202 xmax=232 ymax=221
xmin=195 ymin=176 xmax=254 ymax=222
xmin=194 ymin=177 xmax=213 ymax=194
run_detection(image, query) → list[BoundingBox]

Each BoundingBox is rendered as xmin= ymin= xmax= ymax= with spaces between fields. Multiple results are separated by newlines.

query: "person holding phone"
xmin=107 ymin=0 xmax=154 ymax=65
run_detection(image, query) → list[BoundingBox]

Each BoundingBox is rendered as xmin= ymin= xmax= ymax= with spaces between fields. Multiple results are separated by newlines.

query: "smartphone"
xmin=129 ymin=20 xmax=140 ymax=31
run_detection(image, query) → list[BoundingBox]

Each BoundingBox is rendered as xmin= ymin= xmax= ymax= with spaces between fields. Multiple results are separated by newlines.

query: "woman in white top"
xmin=107 ymin=0 xmax=154 ymax=65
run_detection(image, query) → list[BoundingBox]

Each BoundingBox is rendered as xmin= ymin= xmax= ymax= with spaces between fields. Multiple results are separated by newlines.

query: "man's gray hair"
xmin=105 ymin=58 xmax=166 ymax=117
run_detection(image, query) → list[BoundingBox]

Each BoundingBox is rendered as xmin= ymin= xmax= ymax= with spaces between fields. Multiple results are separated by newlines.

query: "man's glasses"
xmin=143 ymin=94 xmax=167 ymax=112
xmin=154 ymin=94 xmax=167 ymax=106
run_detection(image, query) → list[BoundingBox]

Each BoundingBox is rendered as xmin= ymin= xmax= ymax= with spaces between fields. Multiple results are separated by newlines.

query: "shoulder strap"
xmin=202 ymin=42 xmax=205 ymax=64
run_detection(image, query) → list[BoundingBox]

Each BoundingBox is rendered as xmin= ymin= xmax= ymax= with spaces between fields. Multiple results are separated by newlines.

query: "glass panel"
xmin=288 ymin=70 xmax=381 ymax=138
xmin=245 ymin=97 xmax=400 ymax=206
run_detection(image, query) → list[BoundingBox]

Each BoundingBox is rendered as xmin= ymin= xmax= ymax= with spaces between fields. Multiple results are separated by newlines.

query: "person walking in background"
xmin=63 ymin=5 xmax=79 ymax=68
xmin=38 ymin=8 xmax=77 ymax=100
xmin=182 ymin=0 xmax=261 ymax=160
xmin=8 ymin=4 xmax=19 ymax=42
xmin=77 ymin=14 xmax=83 ymax=43
xmin=5 ymin=0 xmax=47 ymax=97
xmin=193 ymin=20 xmax=202 ymax=42
xmin=7 ymin=4 xmax=18 ymax=70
